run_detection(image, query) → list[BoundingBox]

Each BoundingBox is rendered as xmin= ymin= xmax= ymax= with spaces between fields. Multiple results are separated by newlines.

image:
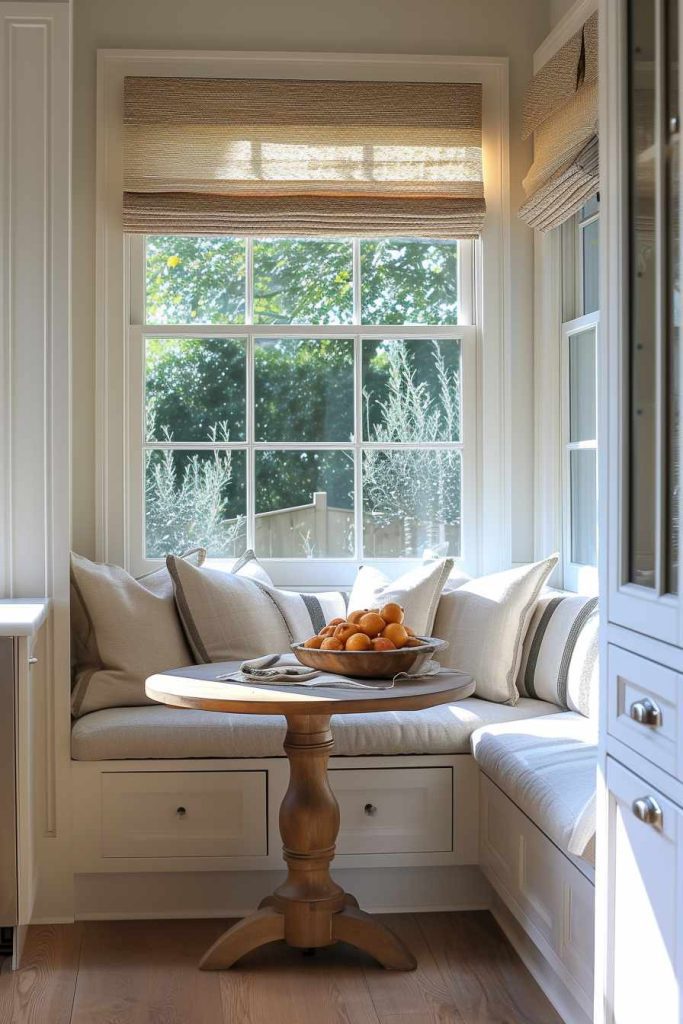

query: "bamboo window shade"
xmin=519 ymin=11 xmax=599 ymax=232
xmin=123 ymin=77 xmax=485 ymax=237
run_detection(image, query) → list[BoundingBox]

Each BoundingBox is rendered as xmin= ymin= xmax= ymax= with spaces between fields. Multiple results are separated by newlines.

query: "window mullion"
xmin=246 ymin=237 xmax=254 ymax=324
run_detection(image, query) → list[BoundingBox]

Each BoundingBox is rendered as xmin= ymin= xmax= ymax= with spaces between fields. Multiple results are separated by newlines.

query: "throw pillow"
xmin=516 ymin=591 xmax=599 ymax=716
xmin=70 ymin=548 xmax=206 ymax=717
xmin=432 ymin=555 xmax=558 ymax=704
xmin=167 ymin=555 xmax=347 ymax=663
xmin=348 ymin=558 xmax=454 ymax=637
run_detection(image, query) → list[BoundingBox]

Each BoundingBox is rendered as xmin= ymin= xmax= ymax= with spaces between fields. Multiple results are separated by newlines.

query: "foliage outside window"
xmin=137 ymin=235 xmax=467 ymax=563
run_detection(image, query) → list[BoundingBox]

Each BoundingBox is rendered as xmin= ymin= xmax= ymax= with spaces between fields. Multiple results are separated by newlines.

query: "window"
xmin=561 ymin=199 xmax=600 ymax=593
xmin=128 ymin=235 xmax=477 ymax=579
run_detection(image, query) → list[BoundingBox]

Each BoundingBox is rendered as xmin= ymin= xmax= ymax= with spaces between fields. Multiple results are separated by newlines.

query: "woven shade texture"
xmin=520 ymin=12 xmax=599 ymax=232
xmin=123 ymin=77 xmax=485 ymax=238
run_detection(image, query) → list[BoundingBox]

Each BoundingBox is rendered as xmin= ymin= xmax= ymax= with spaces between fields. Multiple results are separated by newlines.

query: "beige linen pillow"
xmin=432 ymin=555 xmax=558 ymax=704
xmin=348 ymin=558 xmax=454 ymax=637
xmin=167 ymin=556 xmax=347 ymax=662
xmin=70 ymin=549 xmax=206 ymax=717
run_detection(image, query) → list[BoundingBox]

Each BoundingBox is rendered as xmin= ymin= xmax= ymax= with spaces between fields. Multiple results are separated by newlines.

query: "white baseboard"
xmin=71 ymin=865 xmax=491 ymax=921
xmin=491 ymin=894 xmax=593 ymax=1024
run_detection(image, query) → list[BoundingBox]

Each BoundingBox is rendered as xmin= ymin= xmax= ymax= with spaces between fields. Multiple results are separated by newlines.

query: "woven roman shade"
xmin=123 ymin=77 xmax=485 ymax=238
xmin=519 ymin=11 xmax=598 ymax=232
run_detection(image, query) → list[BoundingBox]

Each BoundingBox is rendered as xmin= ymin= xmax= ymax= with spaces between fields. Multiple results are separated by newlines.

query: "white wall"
xmin=71 ymin=0 xmax=553 ymax=566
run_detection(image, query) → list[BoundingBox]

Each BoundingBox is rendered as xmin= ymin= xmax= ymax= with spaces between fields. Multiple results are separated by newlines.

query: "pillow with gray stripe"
xmin=516 ymin=591 xmax=599 ymax=716
xmin=167 ymin=555 xmax=347 ymax=664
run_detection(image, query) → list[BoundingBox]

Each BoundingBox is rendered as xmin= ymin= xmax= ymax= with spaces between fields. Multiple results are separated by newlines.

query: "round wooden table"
xmin=146 ymin=663 xmax=475 ymax=972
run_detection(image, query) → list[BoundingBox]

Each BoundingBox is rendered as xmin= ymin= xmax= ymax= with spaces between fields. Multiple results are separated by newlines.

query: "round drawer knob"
xmin=364 ymin=803 xmax=377 ymax=817
xmin=176 ymin=806 xmax=187 ymax=817
xmin=629 ymin=697 xmax=662 ymax=727
xmin=632 ymin=796 xmax=663 ymax=829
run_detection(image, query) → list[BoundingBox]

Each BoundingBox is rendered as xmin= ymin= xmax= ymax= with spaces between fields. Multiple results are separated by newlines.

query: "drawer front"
xmin=606 ymin=758 xmax=681 ymax=1024
xmin=101 ymin=771 xmax=267 ymax=859
xmin=331 ymin=767 xmax=452 ymax=855
xmin=608 ymin=645 xmax=681 ymax=777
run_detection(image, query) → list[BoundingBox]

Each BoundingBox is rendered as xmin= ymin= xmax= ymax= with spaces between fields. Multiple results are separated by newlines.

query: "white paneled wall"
xmin=0 ymin=1 xmax=72 ymax=920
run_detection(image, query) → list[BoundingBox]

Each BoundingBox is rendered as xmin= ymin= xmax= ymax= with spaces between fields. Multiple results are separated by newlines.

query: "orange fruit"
xmin=303 ymin=636 xmax=323 ymax=649
xmin=358 ymin=612 xmax=386 ymax=638
xmin=405 ymin=625 xmax=416 ymax=637
xmin=334 ymin=622 xmax=361 ymax=645
xmin=345 ymin=632 xmax=371 ymax=651
xmin=319 ymin=624 xmax=336 ymax=637
xmin=404 ymin=637 xmax=424 ymax=648
xmin=382 ymin=622 xmax=409 ymax=647
xmin=372 ymin=637 xmax=396 ymax=651
xmin=347 ymin=609 xmax=367 ymax=624
xmin=328 ymin=616 xmax=345 ymax=627
xmin=321 ymin=637 xmax=344 ymax=651
xmin=380 ymin=602 xmax=404 ymax=624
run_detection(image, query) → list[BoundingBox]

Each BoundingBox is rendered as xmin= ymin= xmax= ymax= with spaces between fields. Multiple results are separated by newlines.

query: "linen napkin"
xmin=214 ymin=652 xmax=442 ymax=689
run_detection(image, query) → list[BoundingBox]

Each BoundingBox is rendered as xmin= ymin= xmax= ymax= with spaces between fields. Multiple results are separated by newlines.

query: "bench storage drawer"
xmin=331 ymin=767 xmax=452 ymax=855
xmin=101 ymin=771 xmax=267 ymax=859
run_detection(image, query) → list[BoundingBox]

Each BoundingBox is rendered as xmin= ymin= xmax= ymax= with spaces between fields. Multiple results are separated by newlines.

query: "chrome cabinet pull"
xmin=28 ymin=657 xmax=38 ymax=665
xmin=632 ymin=796 xmax=663 ymax=828
xmin=629 ymin=697 xmax=662 ymax=727
xmin=176 ymin=806 xmax=187 ymax=817
xmin=364 ymin=803 xmax=377 ymax=816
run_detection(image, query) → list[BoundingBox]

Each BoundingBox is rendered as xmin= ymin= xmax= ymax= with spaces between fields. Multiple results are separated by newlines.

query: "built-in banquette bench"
xmin=69 ymin=552 xmax=598 ymax=1024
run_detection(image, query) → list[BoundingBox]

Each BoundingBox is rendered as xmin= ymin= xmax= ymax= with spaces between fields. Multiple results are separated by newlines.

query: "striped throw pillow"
xmin=167 ymin=556 xmax=347 ymax=664
xmin=516 ymin=592 xmax=599 ymax=715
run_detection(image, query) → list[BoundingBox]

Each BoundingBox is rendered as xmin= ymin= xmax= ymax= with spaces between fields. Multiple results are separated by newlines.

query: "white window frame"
xmin=128 ymin=236 xmax=477 ymax=584
xmin=561 ymin=311 xmax=599 ymax=594
xmin=96 ymin=49 xmax=511 ymax=587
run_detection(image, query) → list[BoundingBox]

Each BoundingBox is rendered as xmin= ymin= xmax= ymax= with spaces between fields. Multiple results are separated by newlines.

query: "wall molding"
xmin=0 ymin=1 xmax=73 ymax=921
xmin=534 ymin=0 xmax=599 ymax=74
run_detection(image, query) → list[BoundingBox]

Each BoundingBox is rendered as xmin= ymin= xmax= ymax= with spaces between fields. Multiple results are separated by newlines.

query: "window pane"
xmin=667 ymin=0 xmax=679 ymax=594
xmin=253 ymin=238 xmax=353 ymax=324
xmin=362 ymin=338 xmax=461 ymax=442
xmin=145 ymin=338 xmax=246 ymax=443
xmin=628 ymin=0 xmax=657 ymax=587
xmin=363 ymin=449 xmax=461 ymax=558
xmin=580 ymin=195 xmax=600 ymax=220
xmin=360 ymin=239 xmax=458 ymax=324
xmin=254 ymin=450 xmax=354 ymax=557
xmin=145 ymin=449 xmax=246 ymax=558
xmin=569 ymin=328 xmax=597 ymax=442
xmin=570 ymin=448 xmax=597 ymax=567
xmin=254 ymin=338 xmax=354 ymax=442
xmin=145 ymin=236 xmax=246 ymax=324
xmin=582 ymin=217 xmax=599 ymax=315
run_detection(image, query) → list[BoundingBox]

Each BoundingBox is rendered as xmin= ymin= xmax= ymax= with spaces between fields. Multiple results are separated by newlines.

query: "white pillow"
xmin=432 ymin=556 xmax=558 ymax=704
xmin=167 ymin=556 xmax=347 ymax=663
xmin=70 ymin=549 xmax=205 ymax=717
xmin=348 ymin=558 xmax=454 ymax=636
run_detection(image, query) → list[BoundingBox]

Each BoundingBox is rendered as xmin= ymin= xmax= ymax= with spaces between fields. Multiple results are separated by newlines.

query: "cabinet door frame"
xmin=603 ymin=0 xmax=682 ymax=644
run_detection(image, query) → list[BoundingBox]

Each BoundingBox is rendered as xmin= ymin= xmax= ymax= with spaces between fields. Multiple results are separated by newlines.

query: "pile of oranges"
xmin=303 ymin=603 xmax=424 ymax=653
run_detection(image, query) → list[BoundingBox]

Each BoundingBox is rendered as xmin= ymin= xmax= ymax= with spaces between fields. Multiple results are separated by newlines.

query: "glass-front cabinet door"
xmin=608 ymin=0 xmax=682 ymax=642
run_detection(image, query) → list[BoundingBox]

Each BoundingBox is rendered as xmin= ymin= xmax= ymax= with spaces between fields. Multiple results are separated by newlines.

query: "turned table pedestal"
xmin=146 ymin=663 xmax=474 ymax=971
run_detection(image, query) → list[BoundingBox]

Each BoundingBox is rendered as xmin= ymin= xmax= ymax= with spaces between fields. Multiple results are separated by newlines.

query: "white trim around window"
xmin=96 ymin=49 xmax=511 ymax=586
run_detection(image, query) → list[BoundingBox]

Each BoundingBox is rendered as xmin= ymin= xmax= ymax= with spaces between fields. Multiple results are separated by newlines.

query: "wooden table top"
xmin=146 ymin=661 xmax=475 ymax=717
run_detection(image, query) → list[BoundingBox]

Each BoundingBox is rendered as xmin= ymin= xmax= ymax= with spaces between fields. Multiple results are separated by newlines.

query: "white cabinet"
xmin=605 ymin=759 xmax=682 ymax=1023
xmin=600 ymin=0 xmax=683 ymax=1019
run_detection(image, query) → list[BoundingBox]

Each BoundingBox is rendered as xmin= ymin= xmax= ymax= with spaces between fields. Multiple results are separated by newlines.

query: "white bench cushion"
xmin=471 ymin=711 xmax=597 ymax=858
xmin=71 ymin=696 xmax=559 ymax=761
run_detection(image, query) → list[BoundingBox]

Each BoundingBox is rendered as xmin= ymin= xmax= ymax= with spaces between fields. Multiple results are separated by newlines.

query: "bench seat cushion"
xmin=71 ymin=696 xmax=559 ymax=761
xmin=471 ymin=711 xmax=597 ymax=858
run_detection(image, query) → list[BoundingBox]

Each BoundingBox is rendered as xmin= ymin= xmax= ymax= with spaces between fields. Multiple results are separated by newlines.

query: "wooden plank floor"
xmin=0 ymin=912 xmax=564 ymax=1024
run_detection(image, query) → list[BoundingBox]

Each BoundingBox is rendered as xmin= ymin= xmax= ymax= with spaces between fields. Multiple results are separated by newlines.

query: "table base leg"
xmin=199 ymin=713 xmax=416 ymax=972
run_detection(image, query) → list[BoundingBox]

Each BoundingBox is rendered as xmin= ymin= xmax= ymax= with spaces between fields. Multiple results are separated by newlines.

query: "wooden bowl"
xmin=290 ymin=637 xmax=449 ymax=680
